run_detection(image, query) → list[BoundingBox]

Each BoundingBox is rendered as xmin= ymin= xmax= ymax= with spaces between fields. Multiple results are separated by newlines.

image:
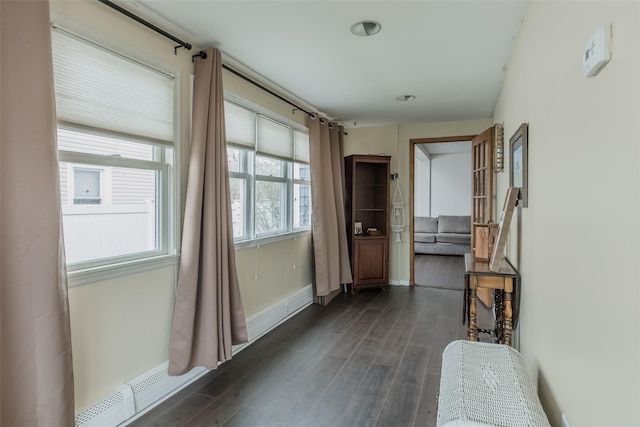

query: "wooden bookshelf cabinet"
xmin=344 ymin=155 xmax=391 ymax=291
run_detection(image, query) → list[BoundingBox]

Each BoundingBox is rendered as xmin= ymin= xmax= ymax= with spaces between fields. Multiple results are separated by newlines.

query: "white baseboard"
xmin=76 ymin=284 xmax=314 ymax=427
xmin=235 ymin=283 xmax=313 ymax=352
xmin=389 ymin=279 xmax=410 ymax=286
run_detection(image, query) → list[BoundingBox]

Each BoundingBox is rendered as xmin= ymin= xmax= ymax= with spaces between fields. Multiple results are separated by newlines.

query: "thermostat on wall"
xmin=583 ymin=25 xmax=611 ymax=77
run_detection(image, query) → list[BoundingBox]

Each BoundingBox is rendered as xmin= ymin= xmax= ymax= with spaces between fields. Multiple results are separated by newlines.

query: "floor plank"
xmin=375 ymin=344 xmax=432 ymax=427
xmin=265 ymin=353 xmax=347 ymax=425
xmin=334 ymin=362 xmax=397 ymax=427
xmin=413 ymin=372 xmax=441 ymax=427
xmin=128 ymin=392 xmax=215 ymax=427
xmin=414 ymin=254 xmax=464 ymax=290
xmin=303 ymin=350 xmax=377 ymax=427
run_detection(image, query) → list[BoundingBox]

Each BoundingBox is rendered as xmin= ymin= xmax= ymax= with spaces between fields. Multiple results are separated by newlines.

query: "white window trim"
xmin=67 ymin=254 xmax=180 ymax=287
xmin=234 ymin=229 xmax=311 ymax=251
xmin=52 ymin=22 xmax=182 ymax=285
xmin=292 ymin=170 xmax=311 ymax=231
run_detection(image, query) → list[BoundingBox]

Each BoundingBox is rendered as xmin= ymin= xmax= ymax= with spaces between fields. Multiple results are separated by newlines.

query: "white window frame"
xmin=52 ymin=25 xmax=180 ymax=286
xmin=255 ymin=155 xmax=289 ymax=237
xmin=224 ymin=95 xmax=311 ymax=249
xmin=228 ymin=147 xmax=253 ymax=241
xmin=292 ymin=163 xmax=312 ymax=230
xmin=59 ymin=144 xmax=170 ymax=270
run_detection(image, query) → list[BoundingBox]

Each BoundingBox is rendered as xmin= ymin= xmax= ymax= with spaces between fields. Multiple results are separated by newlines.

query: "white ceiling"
xmin=130 ymin=0 xmax=528 ymax=128
xmin=418 ymin=141 xmax=471 ymax=157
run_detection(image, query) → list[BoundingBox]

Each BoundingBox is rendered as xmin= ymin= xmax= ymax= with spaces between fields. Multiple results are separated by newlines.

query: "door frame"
xmin=409 ymin=135 xmax=477 ymax=286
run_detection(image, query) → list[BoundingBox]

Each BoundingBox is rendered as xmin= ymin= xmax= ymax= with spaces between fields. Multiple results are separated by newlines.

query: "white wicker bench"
xmin=437 ymin=340 xmax=551 ymax=427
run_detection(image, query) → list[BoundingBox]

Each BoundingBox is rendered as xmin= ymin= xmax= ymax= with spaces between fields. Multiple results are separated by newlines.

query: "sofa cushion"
xmin=438 ymin=215 xmax=471 ymax=234
xmin=436 ymin=233 xmax=471 ymax=245
xmin=415 ymin=232 xmax=436 ymax=243
xmin=415 ymin=217 xmax=438 ymax=233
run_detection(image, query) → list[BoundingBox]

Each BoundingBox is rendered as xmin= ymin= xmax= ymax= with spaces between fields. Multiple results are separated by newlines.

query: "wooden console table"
xmin=464 ymin=253 xmax=519 ymax=346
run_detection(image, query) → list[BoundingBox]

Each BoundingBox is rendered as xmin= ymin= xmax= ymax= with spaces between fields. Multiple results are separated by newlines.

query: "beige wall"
xmin=493 ymin=2 xmax=640 ymax=425
xmin=67 ymin=266 xmax=176 ymax=409
xmin=236 ymin=236 xmax=312 ymax=316
xmin=52 ymin=0 xmax=312 ymax=409
xmin=345 ymin=119 xmax=491 ymax=284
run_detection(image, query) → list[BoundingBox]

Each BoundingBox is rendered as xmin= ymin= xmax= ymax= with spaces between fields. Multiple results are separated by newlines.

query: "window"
xmin=52 ymin=28 xmax=176 ymax=271
xmin=228 ymin=147 xmax=251 ymax=240
xmin=73 ymin=168 xmax=102 ymax=204
xmin=224 ymin=99 xmax=310 ymax=243
xmin=293 ymin=163 xmax=311 ymax=228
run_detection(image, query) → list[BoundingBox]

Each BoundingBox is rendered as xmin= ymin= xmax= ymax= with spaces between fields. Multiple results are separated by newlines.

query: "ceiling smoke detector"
xmin=396 ymin=95 xmax=416 ymax=102
xmin=350 ymin=20 xmax=382 ymax=37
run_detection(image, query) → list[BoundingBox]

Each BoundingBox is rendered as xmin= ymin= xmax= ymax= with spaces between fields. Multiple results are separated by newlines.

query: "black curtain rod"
xmin=192 ymin=51 xmax=314 ymax=118
xmin=223 ymin=63 xmax=314 ymax=118
xmin=94 ymin=1 xmax=321 ymax=123
xmin=97 ymin=0 xmax=192 ymax=53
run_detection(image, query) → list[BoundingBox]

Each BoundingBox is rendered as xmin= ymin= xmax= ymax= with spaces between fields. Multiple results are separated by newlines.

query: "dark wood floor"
xmin=129 ymin=286 xmax=469 ymax=427
xmin=414 ymin=254 xmax=464 ymax=290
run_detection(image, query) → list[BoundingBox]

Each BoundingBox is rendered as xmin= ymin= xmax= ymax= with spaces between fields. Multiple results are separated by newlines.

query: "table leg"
xmin=504 ymin=290 xmax=513 ymax=346
xmin=495 ymin=290 xmax=504 ymax=343
xmin=468 ymin=287 xmax=479 ymax=342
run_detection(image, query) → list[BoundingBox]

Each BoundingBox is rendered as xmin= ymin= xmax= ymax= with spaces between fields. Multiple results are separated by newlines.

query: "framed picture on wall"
xmin=510 ymin=123 xmax=529 ymax=207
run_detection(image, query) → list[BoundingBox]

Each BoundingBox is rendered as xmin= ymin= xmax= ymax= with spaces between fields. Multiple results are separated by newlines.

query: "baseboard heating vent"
xmin=246 ymin=300 xmax=287 ymax=342
xmin=286 ymin=285 xmax=313 ymax=316
xmin=126 ymin=361 xmax=206 ymax=412
xmin=244 ymin=284 xmax=313 ymax=343
xmin=75 ymin=385 xmax=134 ymax=427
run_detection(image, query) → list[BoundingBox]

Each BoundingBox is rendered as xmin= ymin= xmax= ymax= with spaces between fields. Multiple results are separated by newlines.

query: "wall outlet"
xmin=562 ymin=413 xmax=571 ymax=427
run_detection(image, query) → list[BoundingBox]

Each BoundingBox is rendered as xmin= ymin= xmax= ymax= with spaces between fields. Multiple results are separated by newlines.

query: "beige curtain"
xmin=0 ymin=1 xmax=75 ymax=425
xmin=309 ymin=117 xmax=353 ymax=296
xmin=168 ymin=48 xmax=248 ymax=376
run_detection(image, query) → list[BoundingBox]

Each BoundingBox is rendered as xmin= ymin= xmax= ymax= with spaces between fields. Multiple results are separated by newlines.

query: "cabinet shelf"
xmin=345 ymin=155 xmax=391 ymax=291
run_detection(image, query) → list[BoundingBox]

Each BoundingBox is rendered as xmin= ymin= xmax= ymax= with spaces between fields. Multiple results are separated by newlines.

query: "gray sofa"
xmin=414 ymin=215 xmax=471 ymax=256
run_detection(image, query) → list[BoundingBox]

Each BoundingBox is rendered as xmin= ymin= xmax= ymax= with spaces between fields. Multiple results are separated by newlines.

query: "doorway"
xmin=409 ymin=135 xmax=475 ymax=287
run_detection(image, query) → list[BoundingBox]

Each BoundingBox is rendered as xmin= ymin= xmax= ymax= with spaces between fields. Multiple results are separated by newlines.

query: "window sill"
xmin=67 ymin=231 xmax=312 ymax=286
xmin=234 ymin=229 xmax=311 ymax=250
xmin=67 ymin=254 xmax=180 ymax=287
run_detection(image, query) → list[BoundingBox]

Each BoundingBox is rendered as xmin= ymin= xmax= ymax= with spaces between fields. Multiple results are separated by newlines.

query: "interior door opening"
xmin=409 ymin=128 xmax=496 ymax=288
xmin=411 ymin=139 xmax=472 ymax=288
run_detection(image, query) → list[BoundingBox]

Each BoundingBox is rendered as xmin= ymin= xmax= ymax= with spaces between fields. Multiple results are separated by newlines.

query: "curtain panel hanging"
xmin=0 ymin=1 xmax=75 ymax=425
xmin=308 ymin=117 xmax=353 ymax=297
xmin=168 ymin=48 xmax=248 ymax=376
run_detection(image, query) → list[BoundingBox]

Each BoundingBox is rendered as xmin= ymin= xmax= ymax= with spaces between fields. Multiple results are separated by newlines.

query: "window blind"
xmin=294 ymin=130 xmax=309 ymax=163
xmin=224 ymin=98 xmax=309 ymax=163
xmin=224 ymin=101 xmax=256 ymax=147
xmin=257 ymin=115 xmax=293 ymax=160
xmin=51 ymin=29 xmax=174 ymax=146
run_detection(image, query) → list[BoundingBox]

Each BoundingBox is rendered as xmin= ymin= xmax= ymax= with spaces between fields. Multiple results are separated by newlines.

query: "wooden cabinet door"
xmin=353 ymin=237 xmax=388 ymax=287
